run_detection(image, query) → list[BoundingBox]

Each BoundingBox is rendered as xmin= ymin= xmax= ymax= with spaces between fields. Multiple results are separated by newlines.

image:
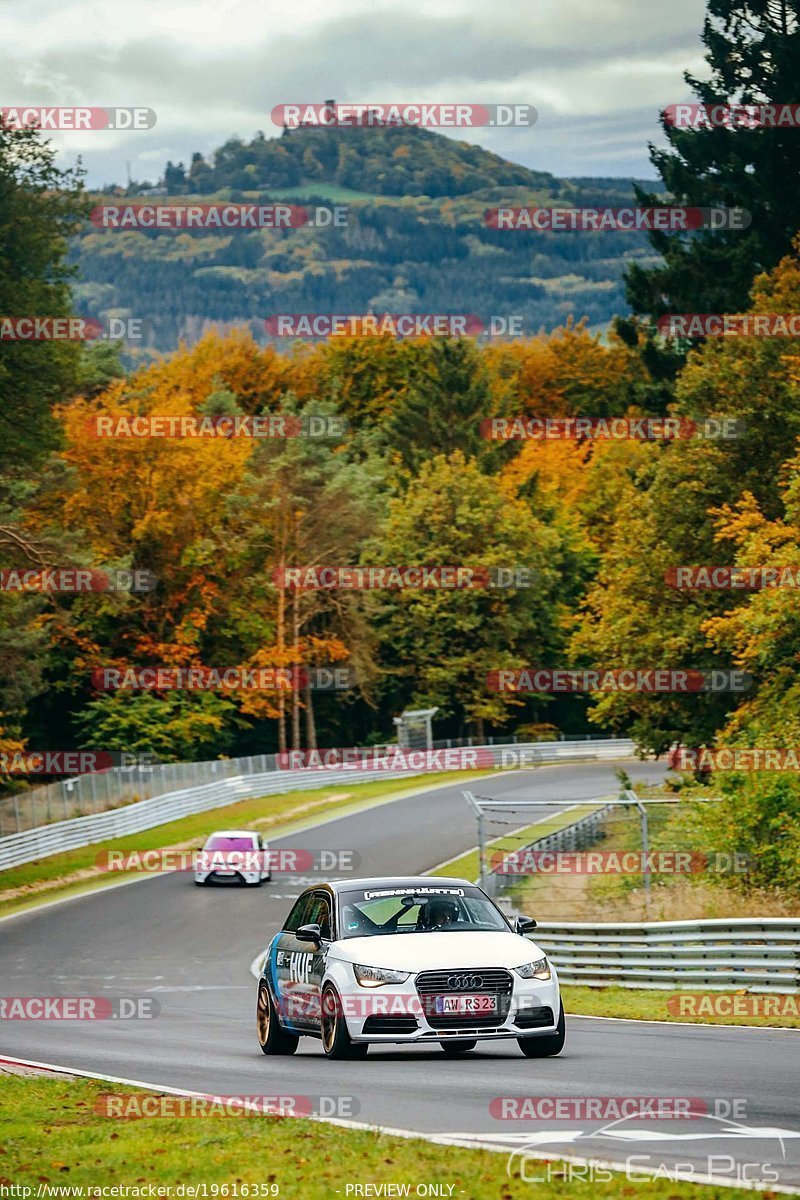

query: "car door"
xmin=271 ymin=891 xmax=315 ymax=1028
xmin=299 ymin=891 xmax=334 ymax=1030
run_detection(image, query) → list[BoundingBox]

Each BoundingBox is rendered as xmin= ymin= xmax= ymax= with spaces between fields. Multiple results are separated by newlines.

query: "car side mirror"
xmin=296 ymin=923 xmax=322 ymax=945
xmin=515 ymin=916 xmax=537 ymax=934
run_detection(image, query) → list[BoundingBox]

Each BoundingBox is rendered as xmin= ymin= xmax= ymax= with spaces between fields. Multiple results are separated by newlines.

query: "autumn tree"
xmin=227 ymin=392 xmax=382 ymax=751
xmin=370 ymin=451 xmax=584 ymax=738
xmin=572 ymin=241 xmax=800 ymax=751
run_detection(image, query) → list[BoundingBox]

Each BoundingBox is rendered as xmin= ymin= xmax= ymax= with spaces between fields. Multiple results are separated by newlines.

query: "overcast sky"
xmin=1 ymin=0 xmax=709 ymax=185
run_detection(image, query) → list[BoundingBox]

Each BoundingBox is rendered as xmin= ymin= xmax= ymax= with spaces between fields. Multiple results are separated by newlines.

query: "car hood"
xmin=330 ymin=931 xmax=544 ymax=971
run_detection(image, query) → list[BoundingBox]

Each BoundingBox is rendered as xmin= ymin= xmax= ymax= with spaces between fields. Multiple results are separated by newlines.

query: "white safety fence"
xmin=528 ymin=918 xmax=800 ymax=993
xmin=0 ymin=739 xmax=636 ymax=872
xmin=0 ymin=735 xmax=634 ymax=835
xmin=0 ymin=766 xmax=404 ymax=873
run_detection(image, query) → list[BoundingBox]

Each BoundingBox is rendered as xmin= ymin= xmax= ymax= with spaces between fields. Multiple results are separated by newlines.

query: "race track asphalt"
xmin=2 ymin=760 xmax=798 ymax=1192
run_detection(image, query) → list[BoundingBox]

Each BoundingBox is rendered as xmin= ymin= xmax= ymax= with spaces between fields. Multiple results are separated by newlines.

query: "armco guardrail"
xmin=529 ymin=918 xmax=800 ymax=993
xmin=0 ymin=765 xmax=411 ymax=873
xmin=0 ymin=739 xmax=636 ymax=872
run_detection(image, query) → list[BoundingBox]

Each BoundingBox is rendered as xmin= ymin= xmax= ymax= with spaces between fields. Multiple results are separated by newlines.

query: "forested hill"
xmin=71 ymin=124 xmax=660 ymax=355
xmin=160 ymin=124 xmax=560 ymax=198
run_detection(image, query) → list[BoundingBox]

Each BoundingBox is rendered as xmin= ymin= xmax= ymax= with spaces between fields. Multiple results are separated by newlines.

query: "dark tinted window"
xmin=337 ymin=884 xmax=508 ymax=938
xmin=205 ymin=835 xmax=256 ymax=851
xmin=306 ymin=893 xmax=333 ymax=940
xmin=283 ymin=893 xmax=313 ymax=932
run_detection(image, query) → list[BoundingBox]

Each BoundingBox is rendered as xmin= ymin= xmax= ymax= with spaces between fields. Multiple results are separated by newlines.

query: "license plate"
xmin=433 ymin=994 xmax=497 ymax=1015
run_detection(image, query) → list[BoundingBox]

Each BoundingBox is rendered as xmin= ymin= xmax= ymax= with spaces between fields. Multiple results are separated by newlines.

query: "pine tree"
xmin=0 ymin=119 xmax=87 ymax=463
xmin=627 ymin=0 xmax=800 ymax=318
xmin=381 ymin=338 xmax=501 ymax=475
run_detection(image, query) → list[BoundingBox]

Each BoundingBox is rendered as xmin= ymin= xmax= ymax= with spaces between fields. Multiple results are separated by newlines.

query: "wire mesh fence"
xmin=477 ymin=797 xmax=735 ymax=923
xmin=0 ymin=732 xmax=613 ymax=836
xmin=470 ymin=796 xmax=676 ymax=919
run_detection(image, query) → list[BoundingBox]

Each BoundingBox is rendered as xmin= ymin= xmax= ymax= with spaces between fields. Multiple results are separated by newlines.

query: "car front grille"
xmin=416 ymin=968 xmax=514 ymax=995
xmin=415 ymin=968 xmax=514 ymax=1029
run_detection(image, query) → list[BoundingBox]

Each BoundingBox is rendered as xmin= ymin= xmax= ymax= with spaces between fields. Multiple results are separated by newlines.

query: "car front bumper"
xmin=194 ymin=870 xmax=266 ymax=884
xmin=326 ymin=964 xmax=561 ymax=1044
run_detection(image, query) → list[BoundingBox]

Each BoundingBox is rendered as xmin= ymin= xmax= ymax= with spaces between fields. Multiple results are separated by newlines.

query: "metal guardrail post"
xmin=462 ymin=791 xmax=486 ymax=889
xmin=623 ymin=788 xmax=650 ymax=901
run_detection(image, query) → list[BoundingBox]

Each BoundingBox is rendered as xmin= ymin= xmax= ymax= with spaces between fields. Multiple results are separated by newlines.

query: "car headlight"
xmin=514 ymin=957 xmax=551 ymax=980
xmin=353 ymin=964 xmax=410 ymax=987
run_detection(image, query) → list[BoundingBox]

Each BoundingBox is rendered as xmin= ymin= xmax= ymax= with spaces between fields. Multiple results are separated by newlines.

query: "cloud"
xmin=1 ymin=0 xmax=708 ymax=181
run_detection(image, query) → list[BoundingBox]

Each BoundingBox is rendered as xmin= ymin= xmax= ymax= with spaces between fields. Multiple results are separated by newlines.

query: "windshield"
xmin=338 ymin=885 xmax=510 ymax=939
xmin=203 ymin=835 xmax=256 ymax=851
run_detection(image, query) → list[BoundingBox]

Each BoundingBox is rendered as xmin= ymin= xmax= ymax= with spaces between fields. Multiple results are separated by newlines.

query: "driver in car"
xmin=424 ymin=897 xmax=460 ymax=929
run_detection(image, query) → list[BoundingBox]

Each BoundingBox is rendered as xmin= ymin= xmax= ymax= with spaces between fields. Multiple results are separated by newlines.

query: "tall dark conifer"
xmin=627 ymin=1 xmax=800 ymax=317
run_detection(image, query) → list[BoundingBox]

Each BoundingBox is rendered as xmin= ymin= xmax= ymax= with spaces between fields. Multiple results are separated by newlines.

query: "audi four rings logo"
xmin=447 ymin=974 xmax=484 ymax=990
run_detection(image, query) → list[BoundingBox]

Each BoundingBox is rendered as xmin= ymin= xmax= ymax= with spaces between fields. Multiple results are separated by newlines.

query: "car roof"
xmin=311 ymin=876 xmax=473 ymax=896
xmin=204 ymin=830 xmax=260 ymax=837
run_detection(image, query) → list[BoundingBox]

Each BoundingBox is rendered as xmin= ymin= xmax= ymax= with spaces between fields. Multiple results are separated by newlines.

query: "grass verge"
xmin=0 ymin=1073 xmax=766 ymax=1199
xmin=563 ymin=984 xmax=800 ymax=1028
xmin=0 ymin=770 xmax=488 ymax=920
xmin=508 ymin=788 xmax=799 ymax=922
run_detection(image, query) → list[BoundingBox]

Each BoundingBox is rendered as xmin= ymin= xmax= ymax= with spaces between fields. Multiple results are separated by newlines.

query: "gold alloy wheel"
xmin=321 ymin=987 xmax=337 ymax=1053
xmin=257 ymin=985 xmax=271 ymax=1046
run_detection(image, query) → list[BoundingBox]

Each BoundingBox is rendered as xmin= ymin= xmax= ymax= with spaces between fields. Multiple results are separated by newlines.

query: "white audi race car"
xmin=256 ymin=876 xmax=564 ymax=1059
xmin=194 ymin=830 xmax=271 ymax=886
